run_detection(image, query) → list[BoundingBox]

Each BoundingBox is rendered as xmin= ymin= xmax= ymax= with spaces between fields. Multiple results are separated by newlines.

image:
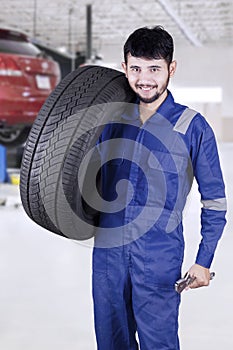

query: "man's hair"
xmin=123 ymin=26 xmax=174 ymax=65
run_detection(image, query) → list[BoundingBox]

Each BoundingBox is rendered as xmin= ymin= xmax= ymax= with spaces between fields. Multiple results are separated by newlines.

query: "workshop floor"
xmin=0 ymin=143 xmax=232 ymax=350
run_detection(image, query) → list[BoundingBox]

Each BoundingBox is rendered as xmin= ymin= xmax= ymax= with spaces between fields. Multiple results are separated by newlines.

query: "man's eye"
xmin=151 ymin=68 xmax=158 ymax=72
xmin=131 ymin=68 xmax=139 ymax=72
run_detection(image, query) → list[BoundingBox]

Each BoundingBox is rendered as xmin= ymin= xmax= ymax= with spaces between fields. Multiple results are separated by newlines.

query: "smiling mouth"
xmin=136 ymin=85 xmax=157 ymax=91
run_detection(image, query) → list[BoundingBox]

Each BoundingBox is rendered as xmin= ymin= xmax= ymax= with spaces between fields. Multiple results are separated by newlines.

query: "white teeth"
xmin=140 ymin=86 xmax=153 ymax=91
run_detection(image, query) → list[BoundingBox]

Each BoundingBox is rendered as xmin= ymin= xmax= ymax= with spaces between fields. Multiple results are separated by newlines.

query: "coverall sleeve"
xmin=191 ymin=118 xmax=227 ymax=268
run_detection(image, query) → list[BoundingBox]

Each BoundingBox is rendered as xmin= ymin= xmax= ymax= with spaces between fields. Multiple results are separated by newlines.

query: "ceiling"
xmin=0 ymin=0 xmax=232 ymax=57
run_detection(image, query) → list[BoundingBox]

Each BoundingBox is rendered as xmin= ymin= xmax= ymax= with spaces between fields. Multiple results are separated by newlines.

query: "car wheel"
xmin=0 ymin=126 xmax=31 ymax=148
xmin=20 ymin=65 xmax=135 ymax=239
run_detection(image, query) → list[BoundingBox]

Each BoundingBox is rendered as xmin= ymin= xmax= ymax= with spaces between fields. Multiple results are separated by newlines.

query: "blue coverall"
xmin=92 ymin=91 xmax=227 ymax=350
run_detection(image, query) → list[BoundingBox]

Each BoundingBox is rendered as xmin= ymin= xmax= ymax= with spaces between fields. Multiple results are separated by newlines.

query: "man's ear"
xmin=121 ymin=62 xmax=127 ymax=77
xmin=169 ymin=60 xmax=177 ymax=77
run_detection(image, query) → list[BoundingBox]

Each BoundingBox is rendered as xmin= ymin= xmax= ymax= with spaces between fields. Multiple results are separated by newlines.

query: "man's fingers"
xmin=189 ymin=276 xmax=210 ymax=289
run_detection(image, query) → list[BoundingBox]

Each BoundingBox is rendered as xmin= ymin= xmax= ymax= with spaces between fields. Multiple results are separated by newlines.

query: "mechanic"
xmin=92 ymin=26 xmax=227 ymax=350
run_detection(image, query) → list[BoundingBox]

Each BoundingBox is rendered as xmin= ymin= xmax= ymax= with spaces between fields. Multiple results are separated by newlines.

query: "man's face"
xmin=122 ymin=55 xmax=176 ymax=104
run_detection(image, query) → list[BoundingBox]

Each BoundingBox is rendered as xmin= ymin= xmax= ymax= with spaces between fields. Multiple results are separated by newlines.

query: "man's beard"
xmin=136 ymin=77 xmax=169 ymax=104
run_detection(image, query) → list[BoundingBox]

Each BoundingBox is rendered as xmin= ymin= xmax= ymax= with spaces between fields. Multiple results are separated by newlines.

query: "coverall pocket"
xmin=108 ymin=158 xmax=124 ymax=165
xmin=144 ymin=228 xmax=184 ymax=287
xmin=147 ymin=150 xmax=187 ymax=174
xmin=106 ymin=141 xmax=125 ymax=166
xmin=146 ymin=150 xmax=189 ymax=209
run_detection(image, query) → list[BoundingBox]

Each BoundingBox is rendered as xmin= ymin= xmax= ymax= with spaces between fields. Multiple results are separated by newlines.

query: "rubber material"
xmin=20 ymin=65 xmax=135 ymax=239
xmin=0 ymin=126 xmax=30 ymax=148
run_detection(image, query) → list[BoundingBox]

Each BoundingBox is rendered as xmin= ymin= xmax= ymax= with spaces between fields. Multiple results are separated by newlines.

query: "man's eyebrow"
xmin=129 ymin=65 xmax=162 ymax=69
xmin=129 ymin=65 xmax=140 ymax=69
xmin=148 ymin=65 xmax=162 ymax=69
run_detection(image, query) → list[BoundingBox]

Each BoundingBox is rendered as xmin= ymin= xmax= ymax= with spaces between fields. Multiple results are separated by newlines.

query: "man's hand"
xmin=187 ymin=263 xmax=211 ymax=289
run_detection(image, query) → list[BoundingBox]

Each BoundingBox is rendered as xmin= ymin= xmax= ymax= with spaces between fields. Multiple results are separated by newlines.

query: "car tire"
xmin=0 ymin=126 xmax=31 ymax=148
xmin=20 ymin=65 xmax=135 ymax=240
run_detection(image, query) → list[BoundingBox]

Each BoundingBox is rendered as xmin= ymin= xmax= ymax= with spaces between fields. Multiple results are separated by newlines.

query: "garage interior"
xmin=0 ymin=1 xmax=233 ymax=349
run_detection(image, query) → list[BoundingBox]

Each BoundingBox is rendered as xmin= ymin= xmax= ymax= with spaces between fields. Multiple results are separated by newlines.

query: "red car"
xmin=0 ymin=28 xmax=61 ymax=147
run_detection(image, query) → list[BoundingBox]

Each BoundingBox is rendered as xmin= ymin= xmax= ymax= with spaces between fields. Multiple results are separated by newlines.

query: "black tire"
xmin=0 ymin=126 xmax=31 ymax=148
xmin=20 ymin=65 xmax=135 ymax=240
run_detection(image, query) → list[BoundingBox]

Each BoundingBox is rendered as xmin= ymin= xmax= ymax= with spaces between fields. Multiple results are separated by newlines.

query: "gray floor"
xmin=0 ymin=143 xmax=232 ymax=350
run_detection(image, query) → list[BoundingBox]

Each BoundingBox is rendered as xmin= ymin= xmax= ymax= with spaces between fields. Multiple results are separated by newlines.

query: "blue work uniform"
xmin=92 ymin=91 xmax=227 ymax=350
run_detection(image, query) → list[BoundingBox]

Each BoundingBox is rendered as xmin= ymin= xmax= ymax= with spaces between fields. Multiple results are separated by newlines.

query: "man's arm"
xmin=187 ymin=117 xmax=227 ymax=289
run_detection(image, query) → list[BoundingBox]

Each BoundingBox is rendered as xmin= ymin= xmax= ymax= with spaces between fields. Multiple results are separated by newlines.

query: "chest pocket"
xmin=101 ymin=141 xmax=125 ymax=166
xmin=147 ymin=150 xmax=187 ymax=174
xmin=108 ymin=157 xmax=124 ymax=166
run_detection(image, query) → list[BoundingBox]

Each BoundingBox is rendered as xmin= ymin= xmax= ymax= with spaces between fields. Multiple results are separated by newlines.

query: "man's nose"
xmin=138 ymin=70 xmax=153 ymax=83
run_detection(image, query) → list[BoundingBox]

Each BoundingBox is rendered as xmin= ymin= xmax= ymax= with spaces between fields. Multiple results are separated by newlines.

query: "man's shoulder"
xmin=173 ymin=102 xmax=210 ymax=136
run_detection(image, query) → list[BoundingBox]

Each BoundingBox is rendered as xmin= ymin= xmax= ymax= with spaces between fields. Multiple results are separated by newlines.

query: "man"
xmin=92 ymin=26 xmax=227 ymax=350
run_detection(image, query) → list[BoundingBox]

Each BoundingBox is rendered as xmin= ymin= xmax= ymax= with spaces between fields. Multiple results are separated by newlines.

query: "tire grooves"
xmin=20 ymin=66 xmax=135 ymax=237
xmin=52 ymin=73 xmax=129 ymax=229
xmin=20 ymin=66 xmax=98 ymax=222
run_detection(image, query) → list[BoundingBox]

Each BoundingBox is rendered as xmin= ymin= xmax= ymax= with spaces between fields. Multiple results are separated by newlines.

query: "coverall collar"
xmin=121 ymin=90 xmax=176 ymax=124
